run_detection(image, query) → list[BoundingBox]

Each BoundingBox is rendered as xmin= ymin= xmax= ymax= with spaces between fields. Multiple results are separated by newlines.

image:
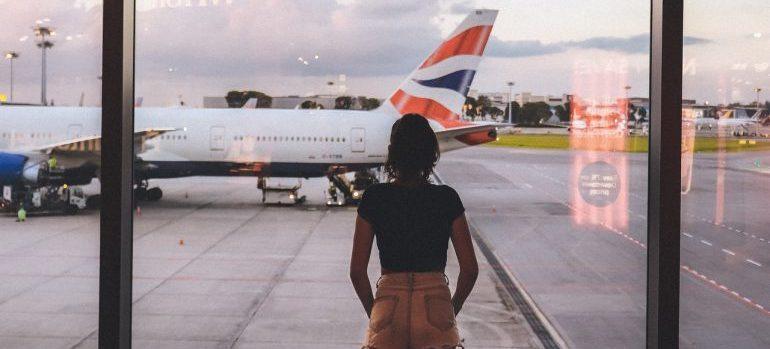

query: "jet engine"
xmin=0 ymin=152 xmax=30 ymax=185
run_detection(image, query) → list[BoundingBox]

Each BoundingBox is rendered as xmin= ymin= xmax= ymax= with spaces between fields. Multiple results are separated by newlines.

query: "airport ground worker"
xmin=48 ymin=156 xmax=57 ymax=170
xmin=17 ymin=206 xmax=26 ymax=222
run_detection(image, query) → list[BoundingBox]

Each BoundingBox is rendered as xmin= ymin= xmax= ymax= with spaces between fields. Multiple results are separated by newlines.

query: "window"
xmin=14 ymin=1 xmax=723 ymax=347
xmin=0 ymin=3 xmax=101 ymax=345
xmin=679 ymin=1 xmax=770 ymax=347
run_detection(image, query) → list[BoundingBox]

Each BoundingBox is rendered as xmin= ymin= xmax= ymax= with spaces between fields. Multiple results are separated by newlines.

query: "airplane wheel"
xmin=65 ymin=204 xmax=79 ymax=215
xmin=135 ymin=187 xmax=148 ymax=201
xmin=147 ymin=187 xmax=163 ymax=202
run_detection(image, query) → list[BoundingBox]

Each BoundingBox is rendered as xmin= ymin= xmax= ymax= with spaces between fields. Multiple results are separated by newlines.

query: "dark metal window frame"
xmin=648 ymin=1 xmax=683 ymax=348
xmin=96 ymin=1 xmax=684 ymax=348
xmin=99 ymin=0 xmax=135 ymax=348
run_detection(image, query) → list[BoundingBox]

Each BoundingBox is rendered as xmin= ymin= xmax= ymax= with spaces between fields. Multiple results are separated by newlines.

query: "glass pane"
xmin=681 ymin=1 xmax=770 ymax=348
xmin=0 ymin=1 xmax=101 ymax=346
xmin=437 ymin=2 xmax=650 ymax=348
xmin=132 ymin=1 xmax=647 ymax=348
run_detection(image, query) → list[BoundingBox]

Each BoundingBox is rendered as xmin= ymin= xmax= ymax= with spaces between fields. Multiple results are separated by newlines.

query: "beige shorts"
xmin=363 ymin=272 xmax=462 ymax=349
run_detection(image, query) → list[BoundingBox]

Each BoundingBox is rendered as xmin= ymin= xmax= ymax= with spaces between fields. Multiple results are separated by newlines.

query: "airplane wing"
xmin=30 ymin=127 xmax=178 ymax=155
xmin=435 ymin=124 xmax=499 ymax=152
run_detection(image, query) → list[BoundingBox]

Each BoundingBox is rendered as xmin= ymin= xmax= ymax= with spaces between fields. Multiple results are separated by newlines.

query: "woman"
xmin=350 ymin=114 xmax=479 ymax=349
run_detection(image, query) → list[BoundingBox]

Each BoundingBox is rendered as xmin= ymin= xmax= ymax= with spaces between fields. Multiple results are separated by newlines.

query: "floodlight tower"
xmin=4 ymin=51 xmax=19 ymax=103
xmin=33 ymin=24 xmax=55 ymax=106
xmin=753 ymin=87 xmax=763 ymax=107
xmin=507 ymin=81 xmax=515 ymax=124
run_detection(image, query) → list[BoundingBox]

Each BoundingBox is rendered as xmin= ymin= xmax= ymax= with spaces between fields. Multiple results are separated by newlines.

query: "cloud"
xmin=134 ymin=0 xmax=443 ymax=79
xmin=485 ymin=37 xmax=565 ymax=57
xmin=487 ymin=34 xmax=712 ymax=58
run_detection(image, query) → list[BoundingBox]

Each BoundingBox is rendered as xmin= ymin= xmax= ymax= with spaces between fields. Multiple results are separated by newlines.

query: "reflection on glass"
xmin=0 ymin=3 xmax=101 ymax=347
xmin=681 ymin=1 xmax=770 ymax=348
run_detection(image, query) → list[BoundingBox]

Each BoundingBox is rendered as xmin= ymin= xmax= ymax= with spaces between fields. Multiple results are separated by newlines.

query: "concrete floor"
xmin=0 ymin=176 xmax=542 ymax=349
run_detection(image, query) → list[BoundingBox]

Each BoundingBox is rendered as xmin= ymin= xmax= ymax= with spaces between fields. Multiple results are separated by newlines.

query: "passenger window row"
xmin=1 ymin=132 xmax=54 ymax=139
xmin=232 ymin=135 xmax=346 ymax=143
xmin=160 ymin=135 xmax=187 ymax=141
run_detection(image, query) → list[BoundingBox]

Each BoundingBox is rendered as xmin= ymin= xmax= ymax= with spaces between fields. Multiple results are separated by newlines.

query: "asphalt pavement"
xmin=438 ymin=146 xmax=770 ymax=349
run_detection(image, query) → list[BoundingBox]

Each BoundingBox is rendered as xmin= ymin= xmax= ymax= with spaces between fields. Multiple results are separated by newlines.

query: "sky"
xmin=0 ymin=0 xmax=768 ymax=107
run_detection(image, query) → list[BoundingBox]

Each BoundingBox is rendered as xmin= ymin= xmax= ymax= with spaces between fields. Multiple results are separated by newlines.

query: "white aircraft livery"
xmin=0 ymin=10 xmax=499 ymax=206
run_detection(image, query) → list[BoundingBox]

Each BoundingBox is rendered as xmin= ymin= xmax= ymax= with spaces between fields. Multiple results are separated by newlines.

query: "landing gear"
xmin=326 ymin=170 xmax=379 ymax=206
xmin=134 ymin=180 xmax=163 ymax=202
xmin=147 ymin=187 xmax=163 ymax=201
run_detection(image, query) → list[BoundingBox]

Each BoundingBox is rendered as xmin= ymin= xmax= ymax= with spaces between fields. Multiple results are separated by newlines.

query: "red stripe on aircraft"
xmin=390 ymin=89 xmax=466 ymax=128
xmin=389 ymin=90 xmax=496 ymax=146
xmin=419 ymin=25 xmax=493 ymax=69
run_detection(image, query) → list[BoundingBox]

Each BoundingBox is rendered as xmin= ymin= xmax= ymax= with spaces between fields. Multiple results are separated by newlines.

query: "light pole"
xmin=33 ymin=24 xmax=55 ymax=106
xmin=4 ymin=52 xmax=19 ymax=103
xmin=624 ymin=85 xmax=634 ymax=128
xmin=507 ymin=81 xmax=515 ymax=124
xmin=753 ymin=87 xmax=763 ymax=107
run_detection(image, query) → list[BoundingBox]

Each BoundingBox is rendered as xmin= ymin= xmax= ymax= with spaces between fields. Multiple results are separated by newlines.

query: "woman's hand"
xmin=450 ymin=214 xmax=479 ymax=316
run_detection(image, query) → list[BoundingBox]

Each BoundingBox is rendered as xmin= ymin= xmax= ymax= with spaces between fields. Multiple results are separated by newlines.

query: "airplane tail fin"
xmin=377 ymin=9 xmax=498 ymax=129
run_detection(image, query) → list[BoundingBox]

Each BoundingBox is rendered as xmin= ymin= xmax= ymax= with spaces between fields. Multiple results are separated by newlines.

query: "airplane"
xmin=716 ymin=108 xmax=762 ymax=135
xmin=0 ymin=9 xmax=501 ymax=211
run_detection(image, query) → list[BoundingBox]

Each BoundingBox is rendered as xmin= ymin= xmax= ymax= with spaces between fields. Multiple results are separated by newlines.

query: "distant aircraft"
xmin=0 ymin=9 xmax=500 ymax=209
xmin=715 ymin=108 xmax=763 ymax=136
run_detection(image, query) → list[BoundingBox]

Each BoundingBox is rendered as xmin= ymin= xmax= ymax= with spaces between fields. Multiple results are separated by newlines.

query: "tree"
xmin=225 ymin=90 xmax=272 ymax=108
xmin=335 ymin=96 xmax=354 ymax=109
xmin=300 ymin=100 xmax=319 ymax=109
xmin=358 ymin=96 xmax=381 ymax=110
xmin=553 ymin=104 xmax=570 ymax=122
xmin=477 ymin=95 xmax=492 ymax=115
xmin=504 ymin=101 xmax=521 ymax=123
xmin=637 ymin=106 xmax=648 ymax=121
xmin=464 ymin=96 xmax=478 ymax=118
xmin=520 ymin=102 xmax=551 ymax=125
xmin=488 ymin=106 xmax=504 ymax=117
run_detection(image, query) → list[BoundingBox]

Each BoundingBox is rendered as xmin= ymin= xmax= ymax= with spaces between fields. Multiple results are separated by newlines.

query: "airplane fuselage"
xmin=0 ymin=106 xmax=395 ymax=178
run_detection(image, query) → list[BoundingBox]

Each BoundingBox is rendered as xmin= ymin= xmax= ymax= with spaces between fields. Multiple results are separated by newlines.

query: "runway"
xmin=438 ymin=146 xmax=770 ymax=349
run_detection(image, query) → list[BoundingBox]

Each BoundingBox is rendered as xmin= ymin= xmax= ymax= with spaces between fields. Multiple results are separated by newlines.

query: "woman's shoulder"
xmin=361 ymin=183 xmax=389 ymax=198
xmin=431 ymin=183 xmax=459 ymax=194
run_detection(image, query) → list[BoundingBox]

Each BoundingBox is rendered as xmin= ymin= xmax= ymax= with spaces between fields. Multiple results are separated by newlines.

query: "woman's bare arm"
xmin=350 ymin=215 xmax=376 ymax=317
xmin=450 ymin=214 xmax=479 ymax=315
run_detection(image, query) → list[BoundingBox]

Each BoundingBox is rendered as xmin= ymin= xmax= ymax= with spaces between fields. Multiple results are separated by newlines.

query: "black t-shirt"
xmin=357 ymin=182 xmax=465 ymax=272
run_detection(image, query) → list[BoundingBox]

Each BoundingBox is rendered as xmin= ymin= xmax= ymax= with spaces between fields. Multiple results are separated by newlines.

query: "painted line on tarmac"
xmin=433 ymin=172 xmax=565 ymax=349
xmin=682 ymin=265 xmax=770 ymax=315
xmin=529 ymin=171 xmax=770 ymax=317
xmin=510 ymin=164 xmax=770 ymax=318
xmin=685 ymin=212 xmax=770 ymax=248
xmin=746 ymin=259 xmax=763 ymax=267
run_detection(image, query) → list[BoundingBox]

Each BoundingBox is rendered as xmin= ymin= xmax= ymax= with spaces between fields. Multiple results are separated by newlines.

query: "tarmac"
xmin=437 ymin=146 xmax=770 ymax=349
xmin=0 ymin=176 xmax=545 ymax=349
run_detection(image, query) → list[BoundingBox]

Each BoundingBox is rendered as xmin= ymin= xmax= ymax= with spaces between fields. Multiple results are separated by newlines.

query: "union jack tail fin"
xmin=378 ymin=9 xmax=498 ymax=129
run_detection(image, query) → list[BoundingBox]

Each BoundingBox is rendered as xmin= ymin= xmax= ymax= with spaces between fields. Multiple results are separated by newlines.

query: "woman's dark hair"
xmin=384 ymin=114 xmax=440 ymax=183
